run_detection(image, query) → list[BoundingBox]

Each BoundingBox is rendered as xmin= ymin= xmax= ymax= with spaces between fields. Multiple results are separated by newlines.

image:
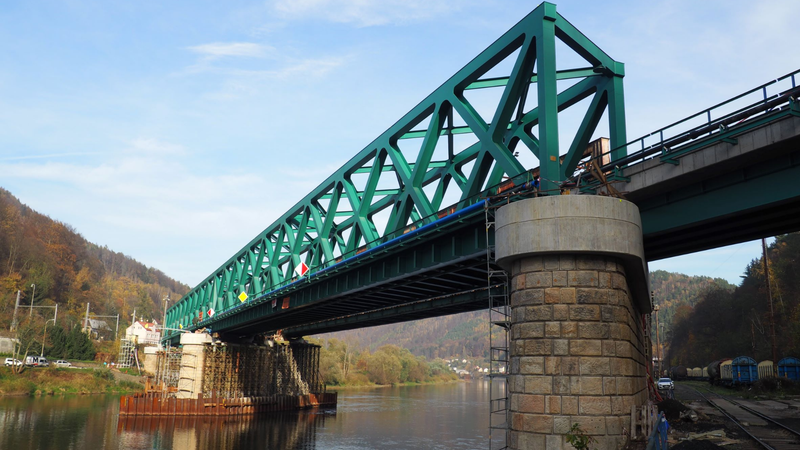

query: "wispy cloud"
xmin=0 ymin=152 xmax=103 ymax=161
xmin=271 ymin=0 xmax=461 ymax=27
xmin=0 ymin=137 xmax=300 ymax=284
xmin=188 ymin=42 xmax=273 ymax=59
xmin=127 ymin=138 xmax=187 ymax=156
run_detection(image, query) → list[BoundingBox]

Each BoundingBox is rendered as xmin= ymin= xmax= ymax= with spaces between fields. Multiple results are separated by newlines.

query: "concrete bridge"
xmin=158 ymin=2 xmax=800 ymax=449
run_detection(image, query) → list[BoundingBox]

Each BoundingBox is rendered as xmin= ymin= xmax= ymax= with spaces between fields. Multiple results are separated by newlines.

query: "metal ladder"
xmin=486 ymin=201 xmax=510 ymax=450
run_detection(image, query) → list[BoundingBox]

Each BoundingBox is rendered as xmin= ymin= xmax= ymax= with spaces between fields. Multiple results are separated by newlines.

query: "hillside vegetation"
xmin=668 ymin=233 xmax=800 ymax=367
xmin=0 ymin=187 xmax=188 ymax=356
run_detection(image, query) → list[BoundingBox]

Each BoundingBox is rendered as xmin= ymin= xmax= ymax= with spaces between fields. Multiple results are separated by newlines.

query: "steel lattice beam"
xmin=165 ymin=2 xmax=626 ymax=338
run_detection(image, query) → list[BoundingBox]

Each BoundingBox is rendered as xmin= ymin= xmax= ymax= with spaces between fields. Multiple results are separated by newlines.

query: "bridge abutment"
xmin=496 ymin=196 xmax=652 ymax=450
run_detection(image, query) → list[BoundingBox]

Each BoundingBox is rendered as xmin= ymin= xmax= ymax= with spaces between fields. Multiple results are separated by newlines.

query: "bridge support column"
xmin=176 ymin=332 xmax=212 ymax=399
xmin=496 ymin=196 xmax=652 ymax=450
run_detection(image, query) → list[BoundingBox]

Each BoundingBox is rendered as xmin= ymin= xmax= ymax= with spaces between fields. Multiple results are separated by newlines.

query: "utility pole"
xmin=84 ymin=302 xmax=90 ymax=334
xmin=654 ymin=304 xmax=661 ymax=377
xmin=162 ymin=295 xmax=170 ymax=340
xmin=10 ymin=290 xmax=20 ymax=331
xmin=762 ymin=238 xmax=778 ymax=373
xmin=29 ymin=284 xmax=36 ymax=317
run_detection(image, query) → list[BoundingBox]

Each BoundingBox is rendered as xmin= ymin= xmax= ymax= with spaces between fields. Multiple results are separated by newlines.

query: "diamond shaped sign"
xmin=207 ymin=307 xmax=215 ymax=318
xmin=294 ymin=262 xmax=309 ymax=277
xmin=238 ymin=291 xmax=248 ymax=302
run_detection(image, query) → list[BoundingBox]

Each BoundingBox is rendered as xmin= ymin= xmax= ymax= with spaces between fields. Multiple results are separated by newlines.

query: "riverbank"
xmin=0 ymin=366 xmax=144 ymax=396
xmin=326 ymin=378 xmax=465 ymax=390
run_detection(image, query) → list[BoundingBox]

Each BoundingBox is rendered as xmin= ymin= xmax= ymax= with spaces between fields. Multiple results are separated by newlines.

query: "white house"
xmin=125 ymin=320 xmax=160 ymax=345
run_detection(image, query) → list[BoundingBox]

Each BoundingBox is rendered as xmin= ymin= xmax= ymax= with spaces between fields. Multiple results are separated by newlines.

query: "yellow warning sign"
xmin=238 ymin=291 xmax=248 ymax=302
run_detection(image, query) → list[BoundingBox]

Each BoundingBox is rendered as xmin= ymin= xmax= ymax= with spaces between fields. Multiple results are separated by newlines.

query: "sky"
xmin=0 ymin=0 xmax=797 ymax=288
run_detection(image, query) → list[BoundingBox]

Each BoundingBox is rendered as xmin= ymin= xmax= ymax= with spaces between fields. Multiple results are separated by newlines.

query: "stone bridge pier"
xmin=496 ymin=196 xmax=652 ymax=450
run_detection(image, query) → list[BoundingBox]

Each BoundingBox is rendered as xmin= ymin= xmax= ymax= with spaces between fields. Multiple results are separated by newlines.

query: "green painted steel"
xmin=164 ymin=2 xmax=626 ymax=340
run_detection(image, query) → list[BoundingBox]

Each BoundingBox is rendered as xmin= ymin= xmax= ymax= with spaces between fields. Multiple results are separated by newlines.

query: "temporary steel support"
xmin=165 ymin=2 xmax=626 ymax=341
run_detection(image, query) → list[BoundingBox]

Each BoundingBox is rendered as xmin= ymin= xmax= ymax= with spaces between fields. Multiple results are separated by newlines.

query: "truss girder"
xmin=166 ymin=2 xmax=625 ymax=335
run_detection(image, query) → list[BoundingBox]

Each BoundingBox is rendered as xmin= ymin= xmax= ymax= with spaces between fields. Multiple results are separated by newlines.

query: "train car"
xmin=730 ymin=356 xmax=758 ymax=385
xmin=690 ymin=367 xmax=703 ymax=378
xmin=720 ymin=359 xmax=733 ymax=385
xmin=707 ymin=359 xmax=729 ymax=385
xmin=671 ymin=366 xmax=688 ymax=380
xmin=778 ymin=357 xmax=800 ymax=381
xmin=702 ymin=367 xmax=709 ymax=379
xmin=758 ymin=360 xmax=774 ymax=380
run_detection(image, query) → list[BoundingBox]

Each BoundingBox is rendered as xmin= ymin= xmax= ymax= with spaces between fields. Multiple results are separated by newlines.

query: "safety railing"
xmin=583 ymin=69 xmax=800 ymax=176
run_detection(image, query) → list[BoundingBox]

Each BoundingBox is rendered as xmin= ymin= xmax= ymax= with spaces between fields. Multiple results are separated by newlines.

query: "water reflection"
xmin=0 ymin=382 xmax=495 ymax=450
xmin=0 ymin=395 xmax=117 ymax=450
xmin=117 ymin=411 xmax=331 ymax=450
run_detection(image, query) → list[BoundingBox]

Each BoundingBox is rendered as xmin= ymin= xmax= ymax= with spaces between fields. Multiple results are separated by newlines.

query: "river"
xmin=0 ymin=381 xmax=497 ymax=449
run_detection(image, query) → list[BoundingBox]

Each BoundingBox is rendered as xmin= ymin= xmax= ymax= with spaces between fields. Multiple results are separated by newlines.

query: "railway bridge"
xmin=155 ymin=3 xmax=800 ymax=449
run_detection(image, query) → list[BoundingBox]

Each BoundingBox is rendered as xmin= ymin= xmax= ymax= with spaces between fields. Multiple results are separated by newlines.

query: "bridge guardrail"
xmin=580 ymin=69 xmax=800 ymax=179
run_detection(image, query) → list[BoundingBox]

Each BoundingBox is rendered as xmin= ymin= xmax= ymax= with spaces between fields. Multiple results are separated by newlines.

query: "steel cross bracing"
xmin=165 ymin=2 xmax=627 ymax=340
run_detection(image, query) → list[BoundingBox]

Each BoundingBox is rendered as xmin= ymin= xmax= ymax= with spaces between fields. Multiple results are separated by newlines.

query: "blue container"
xmin=730 ymin=356 xmax=758 ymax=385
xmin=778 ymin=357 xmax=800 ymax=381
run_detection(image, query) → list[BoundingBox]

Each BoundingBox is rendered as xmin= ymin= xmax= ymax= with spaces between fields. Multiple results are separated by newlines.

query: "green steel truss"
xmin=165 ymin=2 xmax=626 ymax=334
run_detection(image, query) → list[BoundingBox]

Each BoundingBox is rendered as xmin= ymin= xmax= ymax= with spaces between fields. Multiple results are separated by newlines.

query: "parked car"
xmin=54 ymin=360 xmax=72 ymax=368
xmin=25 ymin=356 xmax=49 ymax=367
xmin=657 ymin=377 xmax=674 ymax=390
xmin=4 ymin=358 xmax=23 ymax=367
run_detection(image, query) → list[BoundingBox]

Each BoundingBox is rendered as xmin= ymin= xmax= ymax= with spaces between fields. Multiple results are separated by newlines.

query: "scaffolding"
xmin=486 ymin=201 xmax=510 ymax=450
xmin=290 ymin=341 xmax=323 ymax=394
xmin=202 ymin=343 xmax=274 ymax=398
xmin=154 ymin=346 xmax=182 ymax=394
xmin=195 ymin=339 xmax=323 ymax=399
xmin=118 ymin=339 xmax=136 ymax=368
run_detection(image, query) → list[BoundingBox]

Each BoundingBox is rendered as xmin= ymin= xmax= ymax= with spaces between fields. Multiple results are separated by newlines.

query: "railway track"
xmin=690 ymin=387 xmax=800 ymax=450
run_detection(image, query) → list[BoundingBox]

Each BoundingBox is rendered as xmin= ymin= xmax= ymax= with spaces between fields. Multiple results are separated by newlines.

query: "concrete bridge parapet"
xmin=496 ymin=195 xmax=652 ymax=450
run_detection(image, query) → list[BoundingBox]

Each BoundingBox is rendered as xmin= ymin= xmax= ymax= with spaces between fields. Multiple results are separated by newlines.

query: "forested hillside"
xmin=320 ymin=311 xmax=490 ymax=360
xmin=667 ymin=233 xmax=800 ymax=367
xmin=649 ymin=270 xmax=733 ymax=346
xmin=0 ymin=188 xmax=188 ymax=339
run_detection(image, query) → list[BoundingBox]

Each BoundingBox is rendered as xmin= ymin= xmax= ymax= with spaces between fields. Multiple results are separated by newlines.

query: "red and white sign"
xmin=294 ymin=262 xmax=309 ymax=277
xmin=207 ymin=308 xmax=215 ymax=318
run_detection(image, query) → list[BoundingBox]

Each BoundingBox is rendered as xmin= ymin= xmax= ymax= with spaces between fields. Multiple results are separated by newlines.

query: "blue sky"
xmin=0 ymin=0 xmax=797 ymax=287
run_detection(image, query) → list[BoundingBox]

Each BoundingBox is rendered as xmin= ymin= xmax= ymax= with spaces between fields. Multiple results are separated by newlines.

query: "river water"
xmin=0 ymin=381 xmax=497 ymax=449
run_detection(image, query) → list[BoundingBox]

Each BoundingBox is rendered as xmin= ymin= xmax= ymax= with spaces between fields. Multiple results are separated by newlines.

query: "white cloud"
xmin=188 ymin=42 xmax=273 ymax=59
xmin=0 ymin=152 xmax=103 ymax=161
xmin=195 ymin=55 xmax=347 ymax=100
xmin=128 ymin=138 xmax=187 ymax=156
xmin=271 ymin=0 xmax=461 ymax=27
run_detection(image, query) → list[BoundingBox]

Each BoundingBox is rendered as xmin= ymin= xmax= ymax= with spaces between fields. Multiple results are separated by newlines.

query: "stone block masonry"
xmin=496 ymin=196 xmax=652 ymax=450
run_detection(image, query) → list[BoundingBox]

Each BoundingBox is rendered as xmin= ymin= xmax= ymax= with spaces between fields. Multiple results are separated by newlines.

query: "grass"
xmin=681 ymin=379 xmax=800 ymax=400
xmin=0 ymin=366 xmax=143 ymax=396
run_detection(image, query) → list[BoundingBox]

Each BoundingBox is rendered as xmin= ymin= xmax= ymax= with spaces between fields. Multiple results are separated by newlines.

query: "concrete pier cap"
xmin=496 ymin=195 xmax=651 ymax=313
xmin=179 ymin=332 xmax=213 ymax=346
